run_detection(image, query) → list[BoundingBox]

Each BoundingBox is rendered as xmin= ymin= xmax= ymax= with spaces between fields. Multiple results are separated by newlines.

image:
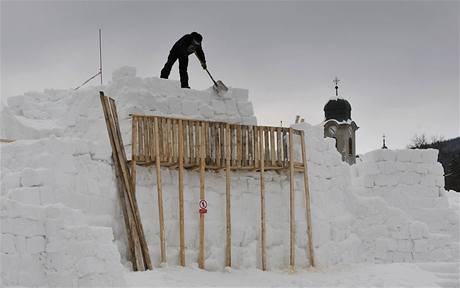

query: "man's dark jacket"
xmin=170 ymin=33 xmax=206 ymax=64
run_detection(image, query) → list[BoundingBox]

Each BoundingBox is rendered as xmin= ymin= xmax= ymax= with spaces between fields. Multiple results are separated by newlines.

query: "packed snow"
xmin=1 ymin=66 xmax=459 ymax=287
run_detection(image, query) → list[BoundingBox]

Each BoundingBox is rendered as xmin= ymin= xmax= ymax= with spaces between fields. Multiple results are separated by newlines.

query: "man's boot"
xmin=181 ymin=82 xmax=190 ymax=89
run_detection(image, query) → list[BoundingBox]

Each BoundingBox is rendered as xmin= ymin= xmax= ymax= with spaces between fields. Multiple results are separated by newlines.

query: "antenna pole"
xmin=99 ymin=28 xmax=102 ymax=85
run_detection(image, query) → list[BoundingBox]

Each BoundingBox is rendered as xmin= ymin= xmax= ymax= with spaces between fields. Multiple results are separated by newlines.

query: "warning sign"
xmin=199 ymin=200 xmax=207 ymax=214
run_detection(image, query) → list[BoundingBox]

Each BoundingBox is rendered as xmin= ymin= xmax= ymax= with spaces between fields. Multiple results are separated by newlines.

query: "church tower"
xmin=323 ymin=77 xmax=358 ymax=164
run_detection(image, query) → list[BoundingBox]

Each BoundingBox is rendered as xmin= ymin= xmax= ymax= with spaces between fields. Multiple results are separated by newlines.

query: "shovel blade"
xmin=213 ymin=80 xmax=228 ymax=94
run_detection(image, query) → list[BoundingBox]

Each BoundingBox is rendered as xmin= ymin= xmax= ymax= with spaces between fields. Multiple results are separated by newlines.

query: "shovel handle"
xmin=204 ymin=68 xmax=218 ymax=85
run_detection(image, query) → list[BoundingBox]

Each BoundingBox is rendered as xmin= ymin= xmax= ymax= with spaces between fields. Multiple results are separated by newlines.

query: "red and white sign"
xmin=199 ymin=200 xmax=207 ymax=214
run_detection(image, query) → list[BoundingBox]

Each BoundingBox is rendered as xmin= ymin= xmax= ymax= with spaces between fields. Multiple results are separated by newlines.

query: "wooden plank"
xmin=209 ymin=122 xmax=213 ymax=166
xmin=131 ymin=117 xmax=138 ymax=197
xmin=283 ymin=129 xmax=288 ymax=166
xmin=112 ymin=103 xmax=152 ymax=271
xmin=100 ymin=95 xmax=145 ymax=270
xmin=102 ymin=103 xmax=140 ymax=270
xmin=205 ymin=122 xmax=210 ymax=165
xmin=154 ymin=117 xmax=167 ymax=264
xmin=149 ymin=118 xmax=155 ymax=162
xmin=300 ymin=131 xmax=315 ymax=267
xmin=140 ymin=117 xmax=145 ymax=162
xmin=167 ymin=118 xmax=172 ymax=164
xmin=195 ymin=122 xmax=200 ymax=169
xmin=254 ymin=127 xmax=259 ymax=169
xmin=270 ymin=128 xmax=276 ymax=167
xmin=189 ymin=120 xmax=194 ymax=166
xmin=242 ymin=126 xmax=247 ymax=167
xmin=258 ymin=128 xmax=266 ymax=271
xmin=264 ymin=128 xmax=269 ymax=167
xmin=277 ymin=127 xmax=282 ymax=166
xmin=248 ymin=126 xmax=253 ymax=167
xmin=219 ymin=124 xmax=224 ymax=168
xmin=225 ymin=123 xmax=232 ymax=267
xmin=198 ymin=122 xmax=206 ymax=269
xmin=158 ymin=118 xmax=163 ymax=162
xmin=171 ymin=119 xmax=177 ymax=163
xmin=288 ymin=128 xmax=296 ymax=271
xmin=236 ymin=125 xmax=242 ymax=167
xmin=178 ymin=119 xmax=186 ymax=266
xmin=182 ymin=121 xmax=188 ymax=165
xmin=215 ymin=123 xmax=221 ymax=167
xmin=148 ymin=117 xmax=152 ymax=162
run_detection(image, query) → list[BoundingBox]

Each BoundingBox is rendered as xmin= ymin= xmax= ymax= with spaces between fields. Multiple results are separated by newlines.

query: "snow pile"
xmin=1 ymin=66 xmax=458 ymax=286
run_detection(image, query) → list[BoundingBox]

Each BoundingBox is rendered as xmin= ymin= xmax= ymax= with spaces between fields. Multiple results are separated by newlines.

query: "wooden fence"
xmin=100 ymin=92 xmax=314 ymax=272
xmin=130 ymin=114 xmax=315 ymax=271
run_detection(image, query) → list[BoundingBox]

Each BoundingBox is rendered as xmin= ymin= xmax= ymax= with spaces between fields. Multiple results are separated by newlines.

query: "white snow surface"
xmin=1 ymin=66 xmax=459 ymax=287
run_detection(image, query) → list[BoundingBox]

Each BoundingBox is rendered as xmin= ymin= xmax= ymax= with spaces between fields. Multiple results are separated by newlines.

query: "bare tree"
xmin=409 ymin=133 xmax=428 ymax=148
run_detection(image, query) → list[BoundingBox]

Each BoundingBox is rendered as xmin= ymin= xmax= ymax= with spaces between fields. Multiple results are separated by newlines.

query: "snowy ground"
xmin=125 ymin=262 xmax=460 ymax=287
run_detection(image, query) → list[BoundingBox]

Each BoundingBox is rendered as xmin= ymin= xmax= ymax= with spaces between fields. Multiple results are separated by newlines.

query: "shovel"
xmin=204 ymin=68 xmax=228 ymax=94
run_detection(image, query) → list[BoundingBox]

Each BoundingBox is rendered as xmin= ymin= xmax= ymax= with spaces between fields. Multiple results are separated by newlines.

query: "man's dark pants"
xmin=160 ymin=53 xmax=189 ymax=88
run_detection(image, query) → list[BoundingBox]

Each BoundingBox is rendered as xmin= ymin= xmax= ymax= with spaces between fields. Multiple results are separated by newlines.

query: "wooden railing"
xmin=131 ymin=115 xmax=305 ymax=170
xmin=130 ymin=114 xmax=315 ymax=271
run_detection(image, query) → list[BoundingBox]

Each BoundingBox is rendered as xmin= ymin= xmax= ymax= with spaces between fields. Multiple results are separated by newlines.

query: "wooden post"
xmin=225 ymin=123 xmax=232 ymax=267
xmin=198 ymin=122 xmax=206 ymax=269
xmin=131 ymin=117 xmax=138 ymax=196
xmin=154 ymin=117 xmax=167 ymax=264
xmin=300 ymin=131 xmax=315 ymax=267
xmin=259 ymin=128 xmax=267 ymax=271
xmin=178 ymin=119 xmax=186 ymax=266
xmin=288 ymin=128 xmax=296 ymax=271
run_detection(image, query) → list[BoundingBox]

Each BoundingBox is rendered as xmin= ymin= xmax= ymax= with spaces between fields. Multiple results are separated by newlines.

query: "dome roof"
xmin=324 ymin=98 xmax=352 ymax=122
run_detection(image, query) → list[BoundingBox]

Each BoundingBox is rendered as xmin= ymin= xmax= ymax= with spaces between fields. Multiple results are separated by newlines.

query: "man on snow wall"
xmin=160 ymin=32 xmax=207 ymax=89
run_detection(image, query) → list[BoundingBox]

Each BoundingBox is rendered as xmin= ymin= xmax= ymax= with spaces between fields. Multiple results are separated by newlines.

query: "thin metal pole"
xmin=99 ymin=28 xmax=103 ymax=85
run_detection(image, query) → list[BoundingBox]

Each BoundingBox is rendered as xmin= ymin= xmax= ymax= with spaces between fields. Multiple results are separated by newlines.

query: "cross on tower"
xmin=333 ymin=77 xmax=340 ymax=96
xmin=382 ymin=134 xmax=388 ymax=149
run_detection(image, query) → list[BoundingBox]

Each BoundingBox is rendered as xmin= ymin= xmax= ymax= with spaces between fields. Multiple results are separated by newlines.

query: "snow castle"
xmin=1 ymin=67 xmax=458 ymax=286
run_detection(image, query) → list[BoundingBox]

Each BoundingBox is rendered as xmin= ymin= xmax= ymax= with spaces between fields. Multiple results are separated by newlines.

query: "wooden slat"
xmin=198 ymin=122 xmax=206 ymax=269
xmin=178 ymin=119 xmax=186 ymax=266
xmin=270 ymin=128 xmax=276 ymax=167
xmin=288 ymin=128 xmax=296 ymax=271
xmin=116 ymin=113 xmax=153 ymax=271
xmin=154 ymin=117 xmax=167 ymax=264
xmin=264 ymin=128 xmax=270 ymax=167
xmin=236 ymin=125 xmax=242 ymax=167
xmin=248 ymin=126 xmax=253 ymax=167
xmin=277 ymin=127 xmax=282 ymax=165
xmin=172 ymin=119 xmax=177 ymax=163
xmin=259 ymin=128 xmax=266 ymax=271
xmin=195 ymin=122 xmax=200 ymax=168
xmin=300 ymin=131 xmax=315 ymax=267
xmin=100 ymin=95 xmax=148 ymax=270
xmin=242 ymin=126 xmax=247 ymax=166
xmin=167 ymin=118 xmax=172 ymax=164
xmin=215 ymin=123 xmax=221 ymax=167
xmin=283 ymin=129 xmax=288 ymax=166
xmin=102 ymin=103 xmax=140 ymax=270
xmin=189 ymin=120 xmax=195 ymax=166
xmin=225 ymin=123 xmax=232 ymax=267
xmin=254 ymin=127 xmax=259 ymax=169
xmin=150 ymin=118 xmax=155 ymax=162
xmin=205 ymin=122 xmax=210 ymax=165
xmin=131 ymin=117 xmax=138 ymax=197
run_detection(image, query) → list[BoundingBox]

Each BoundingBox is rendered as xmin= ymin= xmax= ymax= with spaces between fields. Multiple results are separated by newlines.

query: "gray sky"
xmin=2 ymin=0 xmax=459 ymax=154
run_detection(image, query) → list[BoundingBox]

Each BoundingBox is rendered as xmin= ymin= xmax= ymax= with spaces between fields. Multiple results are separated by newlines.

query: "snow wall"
xmin=1 ymin=66 xmax=458 ymax=286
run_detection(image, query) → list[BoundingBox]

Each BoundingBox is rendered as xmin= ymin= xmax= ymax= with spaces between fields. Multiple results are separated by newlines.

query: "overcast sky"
xmin=2 ymin=0 xmax=459 ymax=154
